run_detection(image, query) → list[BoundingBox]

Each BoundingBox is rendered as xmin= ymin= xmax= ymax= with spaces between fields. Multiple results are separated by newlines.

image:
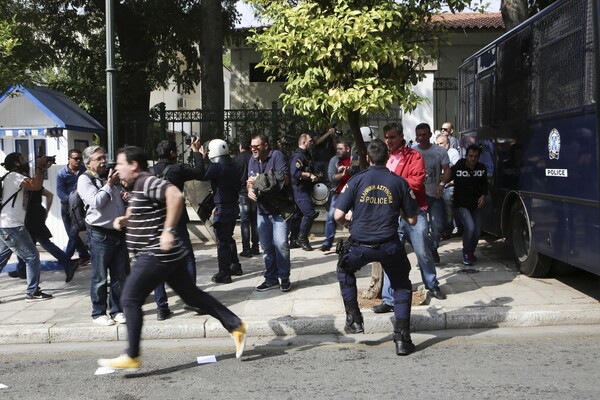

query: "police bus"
xmin=457 ymin=0 xmax=600 ymax=277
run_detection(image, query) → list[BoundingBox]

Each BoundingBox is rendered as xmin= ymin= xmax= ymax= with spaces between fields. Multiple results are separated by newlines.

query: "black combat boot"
xmin=289 ymin=239 xmax=301 ymax=249
xmin=297 ymin=234 xmax=313 ymax=251
xmin=393 ymin=318 xmax=415 ymax=356
xmin=212 ymin=263 xmax=232 ymax=284
xmin=343 ymin=301 xmax=364 ymax=334
xmin=230 ymin=263 xmax=243 ymax=276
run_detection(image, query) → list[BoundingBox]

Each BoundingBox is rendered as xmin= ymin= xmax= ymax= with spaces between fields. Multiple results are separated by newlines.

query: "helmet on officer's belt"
xmin=360 ymin=126 xmax=374 ymax=143
xmin=207 ymin=139 xmax=231 ymax=164
xmin=312 ymin=183 xmax=329 ymax=205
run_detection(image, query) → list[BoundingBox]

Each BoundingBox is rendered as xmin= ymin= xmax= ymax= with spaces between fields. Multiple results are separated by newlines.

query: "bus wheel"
xmin=509 ymin=202 xmax=551 ymax=277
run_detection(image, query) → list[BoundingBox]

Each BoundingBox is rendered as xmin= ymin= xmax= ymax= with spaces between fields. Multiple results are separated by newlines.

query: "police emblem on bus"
xmin=548 ymin=129 xmax=560 ymax=160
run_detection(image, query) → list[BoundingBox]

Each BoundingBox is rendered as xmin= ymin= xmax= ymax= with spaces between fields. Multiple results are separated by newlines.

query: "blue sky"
xmin=236 ymin=1 xmax=503 ymax=28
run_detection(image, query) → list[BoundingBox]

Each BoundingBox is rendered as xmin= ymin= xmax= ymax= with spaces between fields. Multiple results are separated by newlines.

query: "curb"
xmin=3 ymin=305 xmax=600 ymax=345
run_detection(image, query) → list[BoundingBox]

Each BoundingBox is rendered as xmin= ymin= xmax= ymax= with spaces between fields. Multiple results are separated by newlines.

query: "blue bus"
xmin=457 ymin=0 xmax=600 ymax=277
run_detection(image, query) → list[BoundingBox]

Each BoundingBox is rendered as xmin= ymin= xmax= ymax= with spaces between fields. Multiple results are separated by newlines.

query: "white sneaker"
xmin=113 ymin=313 xmax=126 ymax=324
xmin=93 ymin=315 xmax=115 ymax=326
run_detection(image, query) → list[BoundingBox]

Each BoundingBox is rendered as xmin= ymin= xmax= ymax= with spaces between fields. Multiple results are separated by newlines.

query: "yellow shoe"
xmin=231 ymin=322 xmax=247 ymax=359
xmin=97 ymin=354 xmax=141 ymax=370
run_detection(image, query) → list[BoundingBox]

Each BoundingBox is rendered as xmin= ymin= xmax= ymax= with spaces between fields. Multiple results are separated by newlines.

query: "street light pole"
xmin=105 ymin=0 xmax=117 ymax=161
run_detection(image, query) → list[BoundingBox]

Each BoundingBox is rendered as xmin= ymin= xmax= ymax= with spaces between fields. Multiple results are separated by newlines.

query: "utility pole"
xmin=105 ymin=0 xmax=117 ymax=161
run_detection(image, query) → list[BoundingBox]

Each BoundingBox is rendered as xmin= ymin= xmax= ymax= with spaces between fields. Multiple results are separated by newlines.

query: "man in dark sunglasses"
xmin=56 ymin=149 xmax=90 ymax=267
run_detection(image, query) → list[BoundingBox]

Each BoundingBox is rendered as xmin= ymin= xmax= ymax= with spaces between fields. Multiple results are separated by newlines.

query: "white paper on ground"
xmin=95 ymin=367 xmax=116 ymax=375
xmin=0 ymin=383 xmax=8 ymax=389
xmin=197 ymin=355 xmax=217 ymax=364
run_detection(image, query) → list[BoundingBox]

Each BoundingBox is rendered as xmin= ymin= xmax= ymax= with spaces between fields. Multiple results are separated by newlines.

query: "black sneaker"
xmin=230 ymin=263 xmax=244 ymax=276
xmin=250 ymin=247 xmax=261 ymax=255
xmin=25 ymin=290 xmax=53 ymax=303
xmin=239 ymin=250 xmax=253 ymax=258
xmin=280 ymin=279 xmax=292 ymax=292
xmin=211 ymin=272 xmax=232 ymax=284
xmin=9 ymin=270 xmax=26 ymax=279
xmin=256 ymin=281 xmax=279 ymax=292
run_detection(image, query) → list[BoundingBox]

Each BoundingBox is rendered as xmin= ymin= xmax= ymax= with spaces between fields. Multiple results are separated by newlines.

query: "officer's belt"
xmin=347 ymin=236 xmax=396 ymax=249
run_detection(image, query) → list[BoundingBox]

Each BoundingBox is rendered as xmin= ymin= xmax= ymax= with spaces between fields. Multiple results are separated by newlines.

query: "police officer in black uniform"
xmin=288 ymin=133 xmax=319 ymax=251
xmin=334 ymin=139 xmax=420 ymax=355
xmin=197 ymin=139 xmax=243 ymax=284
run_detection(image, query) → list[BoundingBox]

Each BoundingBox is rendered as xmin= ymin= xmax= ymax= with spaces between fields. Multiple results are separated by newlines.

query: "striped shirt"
xmin=126 ymin=172 xmax=187 ymax=264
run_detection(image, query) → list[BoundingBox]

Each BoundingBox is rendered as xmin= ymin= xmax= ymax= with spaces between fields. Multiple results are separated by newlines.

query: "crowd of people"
xmin=0 ymin=120 xmax=488 ymax=360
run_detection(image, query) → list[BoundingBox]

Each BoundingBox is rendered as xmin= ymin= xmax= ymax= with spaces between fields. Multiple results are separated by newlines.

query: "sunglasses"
xmin=70 ymin=157 xmax=82 ymax=161
xmin=250 ymin=144 xmax=264 ymax=150
xmin=441 ymin=128 xmax=450 ymax=132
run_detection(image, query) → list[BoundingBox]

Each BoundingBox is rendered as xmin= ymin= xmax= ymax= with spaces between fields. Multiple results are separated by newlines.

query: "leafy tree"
xmin=1 ymin=0 xmax=238 ymax=143
xmin=247 ymin=0 xmax=485 ymax=168
xmin=247 ymin=0 xmax=487 ymax=299
xmin=500 ymin=0 xmax=556 ymax=30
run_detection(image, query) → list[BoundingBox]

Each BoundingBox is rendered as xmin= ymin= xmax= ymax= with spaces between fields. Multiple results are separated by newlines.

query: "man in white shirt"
xmin=0 ymin=152 xmax=54 ymax=302
xmin=412 ymin=123 xmax=451 ymax=265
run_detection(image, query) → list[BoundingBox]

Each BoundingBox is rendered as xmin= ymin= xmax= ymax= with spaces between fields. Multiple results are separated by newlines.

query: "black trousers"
xmin=121 ymin=252 xmax=242 ymax=358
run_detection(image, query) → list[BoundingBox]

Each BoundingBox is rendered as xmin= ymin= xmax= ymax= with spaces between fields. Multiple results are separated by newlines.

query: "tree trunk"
xmin=500 ymin=0 xmax=529 ymax=31
xmin=347 ymin=110 xmax=367 ymax=170
xmin=200 ymin=0 xmax=225 ymax=141
xmin=360 ymin=262 xmax=384 ymax=300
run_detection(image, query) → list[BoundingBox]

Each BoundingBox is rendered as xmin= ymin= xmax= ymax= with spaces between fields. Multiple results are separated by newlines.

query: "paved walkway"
xmin=1 ymin=232 xmax=599 ymax=345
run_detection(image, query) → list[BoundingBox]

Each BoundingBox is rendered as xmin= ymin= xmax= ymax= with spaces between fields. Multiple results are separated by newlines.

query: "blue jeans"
xmin=382 ymin=212 xmax=439 ymax=306
xmin=87 ymin=228 xmax=128 ymax=318
xmin=0 ymin=226 xmax=41 ymax=295
xmin=442 ymin=186 xmax=455 ymax=233
xmin=426 ymin=195 xmax=444 ymax=250
xmin=153 ymin=220 xmax=196 ymax=310
xmin=257 ymin=213 xmax=291 ymax=283
xmin=323 ymin=193 xmax=339 ymax=247
xmin=61 ymin=203 xmax=89 ymax=259
xmin=456 ymin=207 xmax=481 ymax=256
xmin=239 ymin=195 xmax=259 ymax=252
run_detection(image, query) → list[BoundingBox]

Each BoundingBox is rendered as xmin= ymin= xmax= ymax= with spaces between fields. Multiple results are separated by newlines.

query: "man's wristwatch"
xmin=165 ymin=227 xmax=177 ymax=234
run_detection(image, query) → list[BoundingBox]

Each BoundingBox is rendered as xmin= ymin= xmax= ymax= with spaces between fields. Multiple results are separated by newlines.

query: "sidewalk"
xmin=1 ymin=232 xmax=599 ymax=345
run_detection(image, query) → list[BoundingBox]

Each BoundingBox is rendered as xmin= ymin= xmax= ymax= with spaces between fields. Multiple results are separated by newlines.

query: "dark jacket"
xmin=152 ymin=152 xmax=204 ymax=223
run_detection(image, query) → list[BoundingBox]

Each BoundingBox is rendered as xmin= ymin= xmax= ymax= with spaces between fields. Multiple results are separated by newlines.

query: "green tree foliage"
xmin=500 ymin=0 xmax=557 ymax=30
xmin=1 ymin=0 xmax=238 ymax=140
xmin=247 ymin=0 xmax=485 ymax=167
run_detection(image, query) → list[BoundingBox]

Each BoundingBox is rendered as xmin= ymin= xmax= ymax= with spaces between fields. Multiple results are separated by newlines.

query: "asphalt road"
xmin=0 ymin=326 xmax=598 ymax=400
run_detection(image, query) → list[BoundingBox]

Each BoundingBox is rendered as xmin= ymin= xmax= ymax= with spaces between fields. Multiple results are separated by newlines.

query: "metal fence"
xmin=116 ymin=102 xmax=402 ymax=159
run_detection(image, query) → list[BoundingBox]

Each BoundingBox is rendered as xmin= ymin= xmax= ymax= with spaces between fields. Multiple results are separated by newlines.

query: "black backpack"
xmin=0 ymin=172 xmax=22 ymax=212
xmin=152 ymin=163 xmax=173 ymax=181
xmin=68 ymin=172 xmax=100 ymax=232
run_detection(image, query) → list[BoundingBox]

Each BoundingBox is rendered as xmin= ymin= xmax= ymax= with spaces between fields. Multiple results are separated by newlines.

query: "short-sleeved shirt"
xmin=412 ymin=144 xmax=450 ymax=197
xmin=248 ymin=149 xmax=289 ymax=215
xmin=126 ymin=172 xmax=187 ymax=264
xmin=234 ymin=150 xmax=253 ymax=197
xmin=335 ymin=166 xmax=419 ymax=243
xmin=0 ymin=172 xmax=27 ymax=228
